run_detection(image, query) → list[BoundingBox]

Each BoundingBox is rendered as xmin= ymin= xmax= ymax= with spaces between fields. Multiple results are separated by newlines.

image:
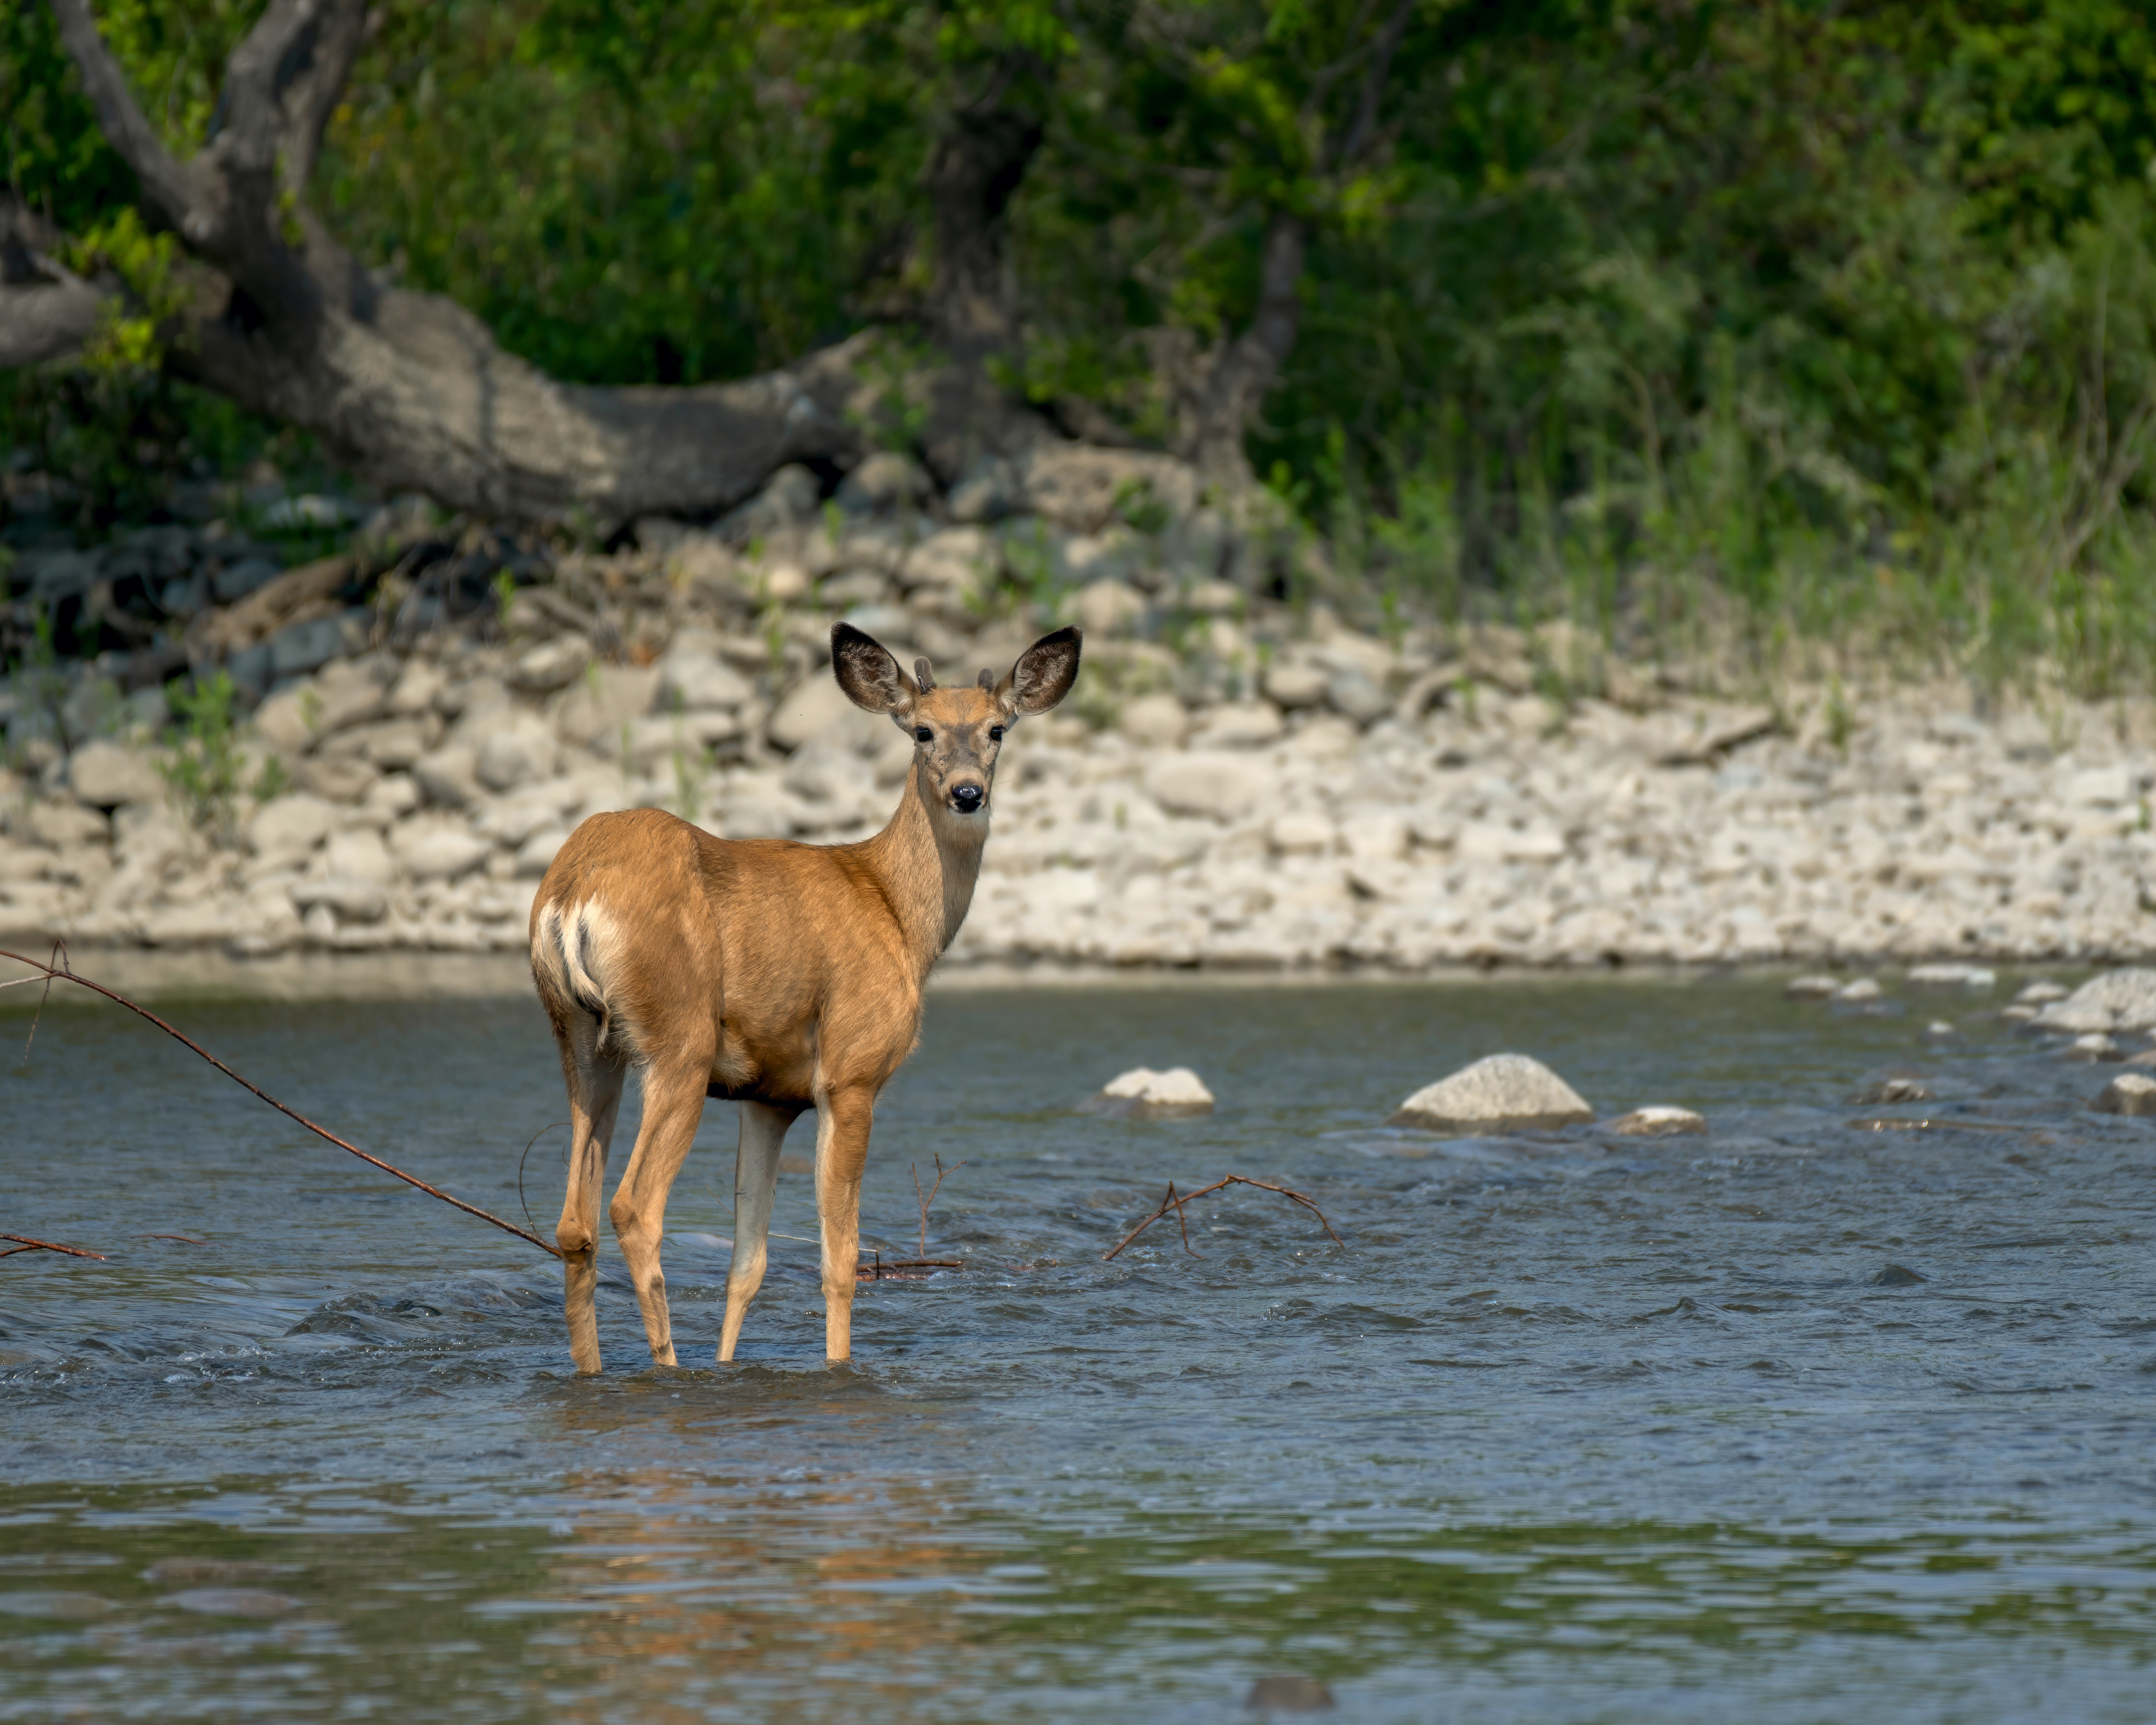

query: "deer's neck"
xmin=862 ymin=763 xmax=989 ymax=979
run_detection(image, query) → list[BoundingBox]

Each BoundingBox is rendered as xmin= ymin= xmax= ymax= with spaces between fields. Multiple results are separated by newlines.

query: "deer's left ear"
xmin=995 ymin=627 xmax=1082 ymax=722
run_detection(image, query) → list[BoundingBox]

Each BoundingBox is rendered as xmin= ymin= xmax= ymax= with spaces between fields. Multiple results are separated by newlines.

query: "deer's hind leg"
xmin=720 ymin=1100 xmax=802 ymax=1363
xmin=554 ymin=1023 xmax=627 ymax=1377
xmin=608 ymin=1050 xmax=713 ymax=1368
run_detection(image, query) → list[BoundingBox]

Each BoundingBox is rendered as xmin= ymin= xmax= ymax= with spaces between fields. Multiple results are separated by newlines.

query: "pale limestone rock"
xmin=2094 ymin=1072 xmax=2156 ymax=1116
xmin=289 ymin=876 xmax=389 ymax=923
xmin=1269 ymin=811 xmax=1336 ymax=855
xmin=768 ymin=675 xmax=883 ymax=753
xmin=658 ymin=647 xmax=752 ymax=712
xmin=1388 ymin=1053 xmax=1592 ymax=1132
xmin=68 ymin=741 xmax=164 ymax=808
xmin=1262 ymin=660 xmax=1330 ymax=710
xmin=553 ymin=664 xmax=663 ymax=747
xmin=412 ymin=743 xmax=482 ymax=807
xmin=1079 ymin=1065 xmax=1215 ymax=1118
xmin=1146 ymin=752 xmax=1262 ymax=821
xmin=1190 ymin=702 xmax=1284 ymax=749
xmin=2032 ymin=969 xmax=2156 ymax=1034
xmin=393 ymin=819 xmax=493 ymax=881
xmin=1074 ymin=578 xmax=1149 ymax=639
xmin=324 ymin=828 xmax=396 ymax=885
xmin=507 ymin=637 xmax=589 ymax=696
xmin=473 ymin=714 xmax=561 ymax=793
xmin=1785 ymin=975 xmax=1841 ymax=998
xmin=247 ymin=794 xmax=337 ymax=860
xmin=1836 ymin=977 xmax=1884 ymax=1002
xmin=385 ymin=658 xmax=448 ymax=716
xmin=1607 ymin=1105 xmax=1707 ymax=1137
xmin=1120 ymin=693 xmax=1190 ymax=747
xmin=1906 ymin=962 xmax=1997 ymax=989
xmin=294 ymin=756 xmax=379 ymax=804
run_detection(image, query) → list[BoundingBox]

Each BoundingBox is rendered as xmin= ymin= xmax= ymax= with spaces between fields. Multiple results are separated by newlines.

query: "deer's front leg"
xmin=813 ymin=1086 xmax=876 ymax=1362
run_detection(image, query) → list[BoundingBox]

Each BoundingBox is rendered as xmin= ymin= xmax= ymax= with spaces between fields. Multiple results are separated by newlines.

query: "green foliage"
xmin=158 ymin=670 xmax=264 ymax=837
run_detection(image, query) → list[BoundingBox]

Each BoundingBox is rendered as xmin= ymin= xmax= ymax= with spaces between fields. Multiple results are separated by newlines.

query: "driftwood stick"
xmin=1103 ymin=1174 xmax=1345 ymax=1263
xmin=0 ymin=947 xmax=562 ymax=1259
xmin=910 ymin=1153 xmax=966 ymax=1258
xmin=1 ymin=1233 xmax=107 ymax=1260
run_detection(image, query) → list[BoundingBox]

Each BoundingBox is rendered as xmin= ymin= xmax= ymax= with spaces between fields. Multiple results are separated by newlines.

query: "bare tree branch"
xmin=47 ymin=0 xmax=205 ymax=237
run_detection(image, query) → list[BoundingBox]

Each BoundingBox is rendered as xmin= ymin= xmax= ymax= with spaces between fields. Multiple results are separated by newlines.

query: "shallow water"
xmin=2 ymin=972 xmax=2153 ymax=1722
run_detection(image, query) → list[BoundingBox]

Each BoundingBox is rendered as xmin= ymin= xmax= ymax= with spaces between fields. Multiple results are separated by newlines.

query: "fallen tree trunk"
xmin=14 ymin=0 xmax=880 ymax=523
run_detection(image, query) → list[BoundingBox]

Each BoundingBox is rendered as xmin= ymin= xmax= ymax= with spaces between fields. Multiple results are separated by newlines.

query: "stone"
xmin=1871 ymin=1264 xmax=1928 ymax=1286
xmin=212 ymin=557 xmax=282 ymax=603
xmin=1851 ymin=1075 xmax=1931 ymax=1104
xmin=473 ymin=715 xmax=561 ymax=793
xmin=68 ymin=741 xmax=164 ymax=808
xmin=267 ymin=609 xmax=370 ymax=678
xmin=295 ymin=756 xmax=379 ymax=804
xmin=1078 ymin=1066 xmax=1215 ymax=1119
xmin=1269 ymin=811 xmax=1336 ymax=854
xmin=517 ymin=827 xmax=569 ymax=876
xmin=385 ymin=658 xmax=448 ymax=716
xmin=837 ymin=452 xmax=930 ymax=512
xmin=324 ymin=828 xmax=396 ymax=884
xmin=412 ymin=743 xmax=483 ymax=808
xmin=2061 ymin=1033 xmax=2120 ymax=1063
xmin=2015 ymin=981 xmax=2069 ymax=1005
xmin=1146 ymin=752 xmax=1262 ymax=821
xmin=1607 ymin=1105 xmax=1707 ymax=1137
xmin=1907 ymin=963 xmax=1997 ymax=990
xmin=1262 ymin=661 xmax=1331 ymax=710
xmin=1836 ymin=977 xmax=1883 ymax=1003
xmin=26 ymin=800 xmax=110 ymax=849
xmin=393 ymin=819 xmax=493 ymax=881
xmin=1327 ymin=670 xmax=1392 ymax=726
xmin=1785 ymin=975 xmax=1842 ymax=999
xmin=247 ymin=794 xmax=338 ymax=859
xmin=2031 ymin=969 xmax=2156 ymax=1035
xmin=289 ymin=876 xmax=389 ymax=923
xmin=1119 ymin=694 xmax=1190 ymax=747
xmin=1074 ymin=578 xmax=1149 ymax=638
xmin=1244 ymin=1674 xmax=1333 ymax=1713
xmin=507 ymin=637 xmax=592 ymax=694
xmin=1388 ymin=1053 xmax=1593 ymax=1132
xmin=1190 ymin=702 xmax=1285 ymax=749
xmin=553 ymin=664 xmax=663 ymax=747
xmin=659 ymin=648 xmax=753 ymax=712
xmin=2093 ymin=1072 xmax=2156 ymax=1116
xmin=1921 ymin=1020 xmax=1960 ymax=1041
xmin=317 ymin=718 xmax=436 ymax=770
xmin=768 ymin=675 xmax=883 ymax=753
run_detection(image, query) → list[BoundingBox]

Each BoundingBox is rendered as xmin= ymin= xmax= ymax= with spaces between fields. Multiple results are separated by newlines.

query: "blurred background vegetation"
xmin=6 ymin=0 xmax=2156 ymax=691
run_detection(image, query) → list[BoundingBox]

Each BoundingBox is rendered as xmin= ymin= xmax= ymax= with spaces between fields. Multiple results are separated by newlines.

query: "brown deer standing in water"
xmin=528 ymin=622 xmax=1081 ymax=1371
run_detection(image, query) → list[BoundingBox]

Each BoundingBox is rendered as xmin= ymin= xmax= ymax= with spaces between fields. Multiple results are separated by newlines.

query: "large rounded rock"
xmin=2032 ymin=969 xmax=2156 ymax=1035
xmin=1145 ymin=751 xmax=1262 ymax=820
xmin=2094 ymin=1072 xmax=2156 ymax=1117
xmin=68 ymin=741 xmax=164 ymax=808
xmin=1079 ymin=1067 xmax=1215 ymax=1120
xmin=1388 ymin=1053 xmax=1593 ymax=1132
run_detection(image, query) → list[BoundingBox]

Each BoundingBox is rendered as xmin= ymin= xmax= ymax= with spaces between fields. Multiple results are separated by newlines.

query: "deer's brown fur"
xmin=529 ymin=623 xmax=1081 ymax=1370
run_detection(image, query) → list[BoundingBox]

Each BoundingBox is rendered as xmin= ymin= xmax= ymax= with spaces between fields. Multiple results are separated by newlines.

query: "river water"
xmin=2 ymin=968 xmax=2153 ymax=1722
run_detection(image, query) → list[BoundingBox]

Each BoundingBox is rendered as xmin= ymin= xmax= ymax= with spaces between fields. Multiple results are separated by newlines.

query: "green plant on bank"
xmin=157 ymin=671 xmax=282 ymax=838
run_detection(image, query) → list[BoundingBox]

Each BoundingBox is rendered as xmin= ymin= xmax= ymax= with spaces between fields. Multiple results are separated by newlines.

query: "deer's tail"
xmin=531 ymin=896 xmax=628 ymax=1057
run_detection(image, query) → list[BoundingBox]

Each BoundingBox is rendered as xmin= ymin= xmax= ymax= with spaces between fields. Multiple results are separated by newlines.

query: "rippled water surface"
xmin=3 ymin=969 xmax=2154 ymax=1722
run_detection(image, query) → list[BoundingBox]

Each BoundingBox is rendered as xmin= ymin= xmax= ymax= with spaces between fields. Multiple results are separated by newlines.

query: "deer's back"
xmin=531 ymin=807 xmax=921 ymax=1101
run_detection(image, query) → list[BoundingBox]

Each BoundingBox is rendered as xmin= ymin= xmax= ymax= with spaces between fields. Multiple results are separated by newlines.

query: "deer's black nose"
xmin=950 ymin=784 xmax=985 ymax=814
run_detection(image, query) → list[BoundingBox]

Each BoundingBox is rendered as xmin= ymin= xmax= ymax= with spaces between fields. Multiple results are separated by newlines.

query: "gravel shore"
xmin=4 ymin=450 xmax=2152 ymax=972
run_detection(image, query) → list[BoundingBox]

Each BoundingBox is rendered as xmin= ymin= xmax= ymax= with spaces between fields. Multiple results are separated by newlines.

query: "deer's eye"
xmin=914 ymin=726 xmax=933 ymax=743
xmin=988 ymin=726 xmax=1005 ymax=742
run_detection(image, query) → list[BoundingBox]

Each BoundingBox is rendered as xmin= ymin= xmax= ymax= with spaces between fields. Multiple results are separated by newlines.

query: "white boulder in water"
xmin=1906 ymin=963 xmax=1997 ymax=990
xmin=2032 ymin=969 xmax=2156 ymax=1035
xmin=1080 ymin=1067 xmax=1215 ymax=1120
xmin=1387 ymin=1053 xmax=1592 ymax=1133
xmin=2094 ymin=1072 xmax=2156 ymax=1117
xmin=1606 ymin=1105 xmax=1707 ymax=1137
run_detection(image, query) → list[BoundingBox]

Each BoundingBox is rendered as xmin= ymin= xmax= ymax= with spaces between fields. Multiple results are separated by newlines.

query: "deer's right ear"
xmin=831 ymin=623 xmax=917 ymax=717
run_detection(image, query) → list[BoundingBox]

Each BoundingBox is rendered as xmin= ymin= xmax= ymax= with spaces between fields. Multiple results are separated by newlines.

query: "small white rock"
xmin=1079 ymin=1065 xmax=1215 ymax=1119
xmin=1836 ymin=977 xmax=1884 ymax=1003
xmin=1606 ymin=1105 xmax=1706 ymax=1137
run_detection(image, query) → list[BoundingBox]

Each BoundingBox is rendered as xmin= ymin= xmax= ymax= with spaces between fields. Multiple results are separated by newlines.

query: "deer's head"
xmin=832 ymin=623 xmax=1082 ymax=817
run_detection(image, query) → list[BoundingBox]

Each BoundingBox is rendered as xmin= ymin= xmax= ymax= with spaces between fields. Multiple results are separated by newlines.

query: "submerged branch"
xmin=1103 ymin=1174 xmax=1345 ymax=1262
xmin=1 ymin=1233 xmax=108 ymax=1260
xmin=0 ymin=947 xmax=562 ymax=1259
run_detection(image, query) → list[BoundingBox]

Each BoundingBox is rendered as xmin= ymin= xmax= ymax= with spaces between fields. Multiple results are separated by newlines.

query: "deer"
xmin=527 ymin=621 xmax=1081 ymax=1373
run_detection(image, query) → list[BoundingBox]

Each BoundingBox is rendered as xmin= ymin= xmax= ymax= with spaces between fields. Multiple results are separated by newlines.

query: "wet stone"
xmin=1389 ymin=1053 xmax=1593 ymax=1133
xmin=1079 ymin=1067 xmax=1215 ymax=1120
xmin=1872 ymin=1264 xmax=1928 ymax=1286
xmin=1245 ymin=1674 xmax=1335 ymax=1713
xmin=1851 ymin=1075 xmax=1932 ymax=1105
xmin=1607 ymin=1105 xmax=1708 ymax=1137
xmin=2093 ymin=1072 xmax=2156 ymax=1117
xmin=1785 ymin=975 xmax=1842 ymax=999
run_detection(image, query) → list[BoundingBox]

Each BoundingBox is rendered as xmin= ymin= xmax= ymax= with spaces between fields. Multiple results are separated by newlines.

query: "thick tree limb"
xmin=37 ymin=0 xmax=872 ymax=520
xmin=0 ymin=191 xmax=116 ymax=374
xmin=1191 ymin=212 xmax=1307 ymax=482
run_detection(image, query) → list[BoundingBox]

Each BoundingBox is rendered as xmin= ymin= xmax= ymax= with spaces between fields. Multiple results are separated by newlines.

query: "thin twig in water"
xmin=1103 ymin=1175 xmax=1345 ymax=1263
xmin=17 ymin=937 xmax=67 ymax=1068
xmin=0 ymin=947 xmax=562 ymax=1259
xmin=1 ymin=1233 xmax=107 ymax=1261
xmin=517 ymin=1122 xmax=567 ymax=1236
xmin=910 ymin=1153 xmax=966 ymax=1258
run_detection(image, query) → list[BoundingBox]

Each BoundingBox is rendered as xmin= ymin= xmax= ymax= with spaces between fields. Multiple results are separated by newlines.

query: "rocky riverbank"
xmin=3 ymin=445 xmax=2153 ymax=971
